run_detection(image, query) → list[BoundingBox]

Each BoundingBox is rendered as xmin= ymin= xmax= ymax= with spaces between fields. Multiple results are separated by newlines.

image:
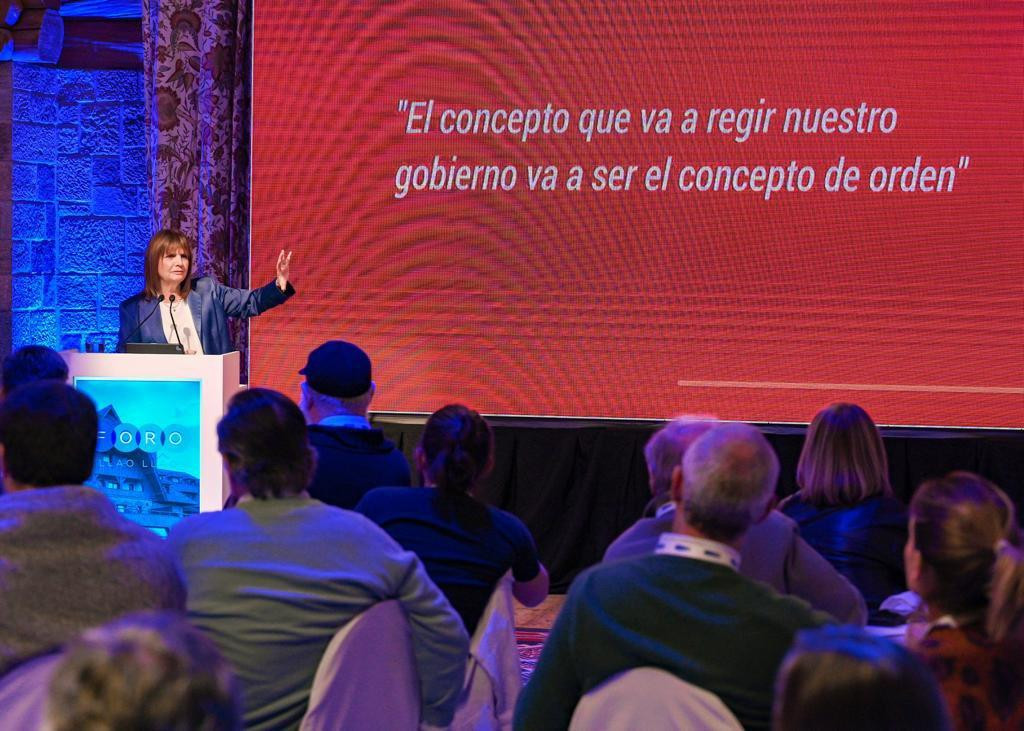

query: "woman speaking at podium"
xmin=117 ymin=229 xmax=294 ymax=355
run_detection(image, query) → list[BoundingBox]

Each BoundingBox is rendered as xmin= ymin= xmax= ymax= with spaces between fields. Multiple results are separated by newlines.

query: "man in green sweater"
xmin=515 ymin=423 xmax=831 ymax=730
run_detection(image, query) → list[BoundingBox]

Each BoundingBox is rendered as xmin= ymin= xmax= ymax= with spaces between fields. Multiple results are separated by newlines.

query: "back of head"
xmin=643 ymin=418 xmax=716 ymax=499
xmin=0 ymin=381 xmax=97 ymax=489
xmin=796 ymin=402 xmax=891 ymax=507
xmin=419 ymin=404 xmax=494 ymax=498
xmin=910 ymin=471 xmax=1024 ymax=641
xmin=48 ymin=610 xmax=241 ymax=731
xmin=299 ymin=340 xmax=374 ymax=418
xmin=217 ymin=388 xmax=316 ymax=500
xmin=1 ymin=345 xmax=68 ymax=394
xmin=680 ymin=422 xmax=779 ymax=542
xmin=773 ymin=625 xmax=951 ymax=731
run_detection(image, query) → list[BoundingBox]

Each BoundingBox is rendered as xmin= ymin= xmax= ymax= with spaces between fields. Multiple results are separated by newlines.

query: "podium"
xmin=62 ymin=351 xmax=241 ymax=536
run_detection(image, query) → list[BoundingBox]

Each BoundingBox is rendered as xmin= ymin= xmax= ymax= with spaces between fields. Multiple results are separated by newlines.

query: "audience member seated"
xmin=0 ymin=382 xmax=185 ymax=676
xmin=515 ymin=423 xmax=832 ymax=731
xmin=779 ymin=403 xmax=907 ymax=623
xmin=604 ymin=418 xmax=866 ymax=624
xmin=773 ymin=625 xmax=951 ymax=730
xmin=47 ymin=611 xmax=241 ymax=731
xmin=357 ymin=404 xmax=549 ymax=634
xmin=1 ymin=344 xmax=68 ymax=396
xmin=904 ymin=471 xmax=1024 ymax=730
xmin=168 ymin=388 xmax=468 ymax=730
xmin=298 ymin=340 xmax=411 ymax=508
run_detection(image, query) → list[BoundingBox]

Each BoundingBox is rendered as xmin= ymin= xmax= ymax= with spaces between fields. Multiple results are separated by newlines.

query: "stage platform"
xmin=376 ymin=416 xmax=1024 ymax=592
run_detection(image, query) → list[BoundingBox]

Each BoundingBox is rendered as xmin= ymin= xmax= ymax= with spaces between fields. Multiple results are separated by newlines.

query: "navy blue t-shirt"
xmin=355 ymin=487 xmax=541 ymax=633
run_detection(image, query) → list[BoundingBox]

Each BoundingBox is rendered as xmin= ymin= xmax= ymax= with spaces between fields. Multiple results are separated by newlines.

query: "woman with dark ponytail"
xmin=357 ymin=404 xmax=549 ymax=634
xmin=905 ymin=471 xmax=1024 ymax=729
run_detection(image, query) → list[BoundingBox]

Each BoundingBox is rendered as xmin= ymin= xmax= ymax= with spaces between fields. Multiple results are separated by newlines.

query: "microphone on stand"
xmin=168 ymin=294 xmax=185 ymax=351
xmin=123 ymin=294 xmax=164 ymax=346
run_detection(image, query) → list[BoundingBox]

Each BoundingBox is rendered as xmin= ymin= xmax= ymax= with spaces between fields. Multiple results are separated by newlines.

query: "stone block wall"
xmin=11 ymin=64 xmax=148 ymax=352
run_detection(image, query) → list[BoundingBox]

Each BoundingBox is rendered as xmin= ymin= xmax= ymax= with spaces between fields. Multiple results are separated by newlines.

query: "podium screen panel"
xmin=74 ymin=378 xmax=202 ymax=537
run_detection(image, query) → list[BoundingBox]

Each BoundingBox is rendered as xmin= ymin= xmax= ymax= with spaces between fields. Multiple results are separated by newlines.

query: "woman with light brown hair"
xmin=779 ymin=403 xmax=907 ymax=623
xmin=116 ymin=229 xmax=294 ymax=355
xmin=905 ymin=471 xmax=1024 ymax=730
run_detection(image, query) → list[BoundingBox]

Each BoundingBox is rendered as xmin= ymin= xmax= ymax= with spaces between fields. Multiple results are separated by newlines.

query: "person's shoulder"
xmin=603 ymin=517 xmax=664 ymax=562
xmin=358 ymin=485 xmax=391 ymax=502
xmin=763 ymin=508 xmax=798 ymax=528
xmin=119 ymin=290 xmax=146 ymax=310
xmin=306 ymin=497 xmax=408 ymax=538
xmin=306 ymin=423 xmax=337 ymax=444
xmin=165 ymin=507 xmax=227 ymax=545
xmin=559 ymin=556 xmax=667 ymax=619
xmin=486 ymin=504 xmax=538 ymax=545
xmin=190 ymin=275 xmax=217 ymax=293
xmin=777 ymin=492 xmax=807 ymax=513
xmin=319 ymin=502 xmax=421 ymax=558
xmin=5 ymin=486 xmax=166 ymax=545
xmin=0 ymin=485 xmax=69 ymax=520
xmin=363 ymin=485 xmax=420 ymax=500
xmin=488 ymin=503 xmax=529 ymax=530
xmin=308 ymin=424 xmax=402 ymax=454
xmin=869 ymin=494 xmax=909 ymax=518
xmin=170 ymin=506 xmax=225 ymax=531
xmin=0 ymin=484 xmax=105 ymax=514
xmin=572 ymin=554 xmax=654 ymax=597
xmin=383 ymin=437 xmax=409 ymax=459
xmin=752 ymin=509 xmax=799 ymax=539
xmin=358 ymin=486 xmax=424 ymax=512
xmin=735 ymin=570 xmax=832 ymax=628
xmin=779 ymin=494 xmax=832 ymax=523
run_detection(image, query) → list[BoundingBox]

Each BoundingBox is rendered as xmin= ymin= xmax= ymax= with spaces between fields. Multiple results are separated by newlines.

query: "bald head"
xmin=679 ymin=423 xmax=780 ymax=542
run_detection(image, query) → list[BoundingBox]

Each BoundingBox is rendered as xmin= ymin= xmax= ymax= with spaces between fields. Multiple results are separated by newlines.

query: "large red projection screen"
xmin=251 ymin=3 xmax=1024 ymax=427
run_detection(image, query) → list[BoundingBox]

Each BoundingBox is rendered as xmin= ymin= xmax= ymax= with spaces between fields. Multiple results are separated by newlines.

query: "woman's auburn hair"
xmin=143 ymin=229 xmax=194 ymax=300
xmin=911 ymin=471 xmax=1024 ymax=642
xmin=795 ymin=402 xmax=892 ymax=507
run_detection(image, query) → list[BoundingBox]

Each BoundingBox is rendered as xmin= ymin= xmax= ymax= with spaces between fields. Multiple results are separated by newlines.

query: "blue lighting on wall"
xmin=11 ymin=63 xmax=149 ymax=352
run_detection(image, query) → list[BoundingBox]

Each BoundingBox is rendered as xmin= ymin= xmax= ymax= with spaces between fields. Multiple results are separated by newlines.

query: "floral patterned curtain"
xmin=142 ymin=0 xmax=252 ymax=376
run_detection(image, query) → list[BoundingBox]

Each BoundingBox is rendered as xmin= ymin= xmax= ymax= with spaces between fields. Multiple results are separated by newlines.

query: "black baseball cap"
xmin=299 ymin=341 xmax=372 ymax=398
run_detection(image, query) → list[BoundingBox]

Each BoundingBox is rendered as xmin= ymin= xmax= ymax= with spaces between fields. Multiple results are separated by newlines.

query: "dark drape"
xmin=377 ymin=418 xmax=1024 ymax=592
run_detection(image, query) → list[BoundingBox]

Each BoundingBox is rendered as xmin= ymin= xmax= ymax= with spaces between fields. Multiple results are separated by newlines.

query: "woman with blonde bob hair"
xmin=117 ymin=229 xmax=294 ymax=355
xmin=906 ymin=472 xmax=1024 ymax=729
xmin=780 ymin=403 xmax=907 ymax=623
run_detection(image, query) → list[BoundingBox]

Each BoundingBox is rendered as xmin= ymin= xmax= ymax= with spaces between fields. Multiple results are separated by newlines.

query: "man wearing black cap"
xmin=299 ymin=341 xmax=411 ymax=509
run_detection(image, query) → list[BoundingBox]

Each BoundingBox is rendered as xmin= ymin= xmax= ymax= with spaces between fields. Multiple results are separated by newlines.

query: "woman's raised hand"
xmin=276 ymin=250 xmax=293 ymax=291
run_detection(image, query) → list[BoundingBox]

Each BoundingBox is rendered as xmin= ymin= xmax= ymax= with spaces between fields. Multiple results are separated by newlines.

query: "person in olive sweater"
xmin=0 ymin=383 xmax=184 ymax=677
xmin=515 ymin=423 xmax=831 ymax=731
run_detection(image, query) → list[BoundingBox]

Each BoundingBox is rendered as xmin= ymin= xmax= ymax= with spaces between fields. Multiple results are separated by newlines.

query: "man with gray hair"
xmin=298 ymin=340 xmax=411 ymax=508
xmin=604 ymin=418 xmax=865 ymax=623
xmin=515 ymin=423 xmax=832 ymax=731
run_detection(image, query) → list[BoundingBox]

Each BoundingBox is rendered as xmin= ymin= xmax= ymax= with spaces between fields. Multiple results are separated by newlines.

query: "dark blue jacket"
xmin=306 ymin=424 xmax=412 ymax=510
xmin=117 ymin=276 xmax=294 ymax=355
xmin=780 ymin=493 xmax=908 ymax=623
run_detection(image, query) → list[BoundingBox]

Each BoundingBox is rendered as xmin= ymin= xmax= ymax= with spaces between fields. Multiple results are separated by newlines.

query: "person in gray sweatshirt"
xmin=169 ymin=388 xmax=469 ymax=731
